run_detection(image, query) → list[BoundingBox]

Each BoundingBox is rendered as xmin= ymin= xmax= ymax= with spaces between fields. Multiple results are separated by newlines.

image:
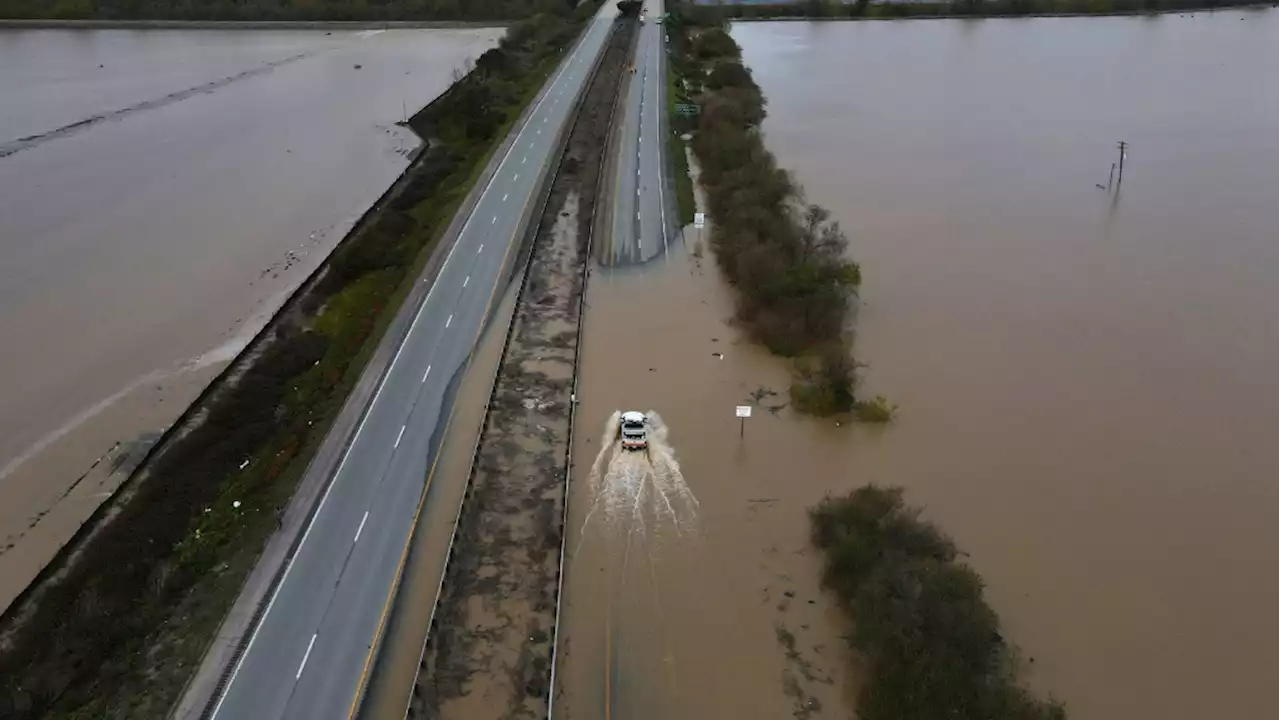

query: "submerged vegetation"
xmin=0 ymin=5 xmax=599 ymax=717
xmin=668 ymin=9 xmax=881 ymax=417
xmin=811 ymin=486 xmax=1066 ymax=720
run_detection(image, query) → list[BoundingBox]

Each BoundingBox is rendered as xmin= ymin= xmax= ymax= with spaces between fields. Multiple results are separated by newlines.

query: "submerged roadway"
xmin=204 ymin=7 xmax=618 ymax=719
xmin=551 ymin=1 xmax=678 ymax=718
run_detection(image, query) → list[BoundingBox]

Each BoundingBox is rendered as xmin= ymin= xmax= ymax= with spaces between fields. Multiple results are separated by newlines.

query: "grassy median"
xmin=666 ymin=54 xmax=696 ymax=226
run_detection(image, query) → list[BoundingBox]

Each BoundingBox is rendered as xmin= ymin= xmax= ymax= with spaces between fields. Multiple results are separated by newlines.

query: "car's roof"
xmin=620 ymin=410 xmax=646 ymax=423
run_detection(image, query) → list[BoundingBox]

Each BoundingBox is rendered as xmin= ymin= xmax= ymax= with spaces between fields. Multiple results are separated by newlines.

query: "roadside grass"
xmin=0 ymin=6 xmax=600 ymax=718
xmin=665 ymin=55 xmax=696 ymax=225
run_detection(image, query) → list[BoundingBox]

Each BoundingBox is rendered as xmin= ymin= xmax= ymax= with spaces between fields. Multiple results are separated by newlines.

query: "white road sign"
xmin=694 ymin=212 xmax=705 ymax=229
xmin=735 ymin=405 xmax=752 ymax=418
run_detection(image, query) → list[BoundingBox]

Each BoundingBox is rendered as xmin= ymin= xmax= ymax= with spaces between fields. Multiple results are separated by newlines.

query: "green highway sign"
xmin=675 ymin=103 xmax=699 ymax=116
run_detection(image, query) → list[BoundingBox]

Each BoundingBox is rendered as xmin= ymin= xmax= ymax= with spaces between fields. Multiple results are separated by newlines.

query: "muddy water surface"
xmin=733 ymin=12 xmax=1276 ymax=719
xmin=558 ymin=235 xmax=858 ymax=719
xmin=561 ymin=10 xmax=1275 ymax=720
xmin=0 ymin=27 xmax=501 ymax=611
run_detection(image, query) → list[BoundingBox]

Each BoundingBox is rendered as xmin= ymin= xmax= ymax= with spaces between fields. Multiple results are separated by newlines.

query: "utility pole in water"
xmin=1116 ymin=141 xmax=1127 ymax=192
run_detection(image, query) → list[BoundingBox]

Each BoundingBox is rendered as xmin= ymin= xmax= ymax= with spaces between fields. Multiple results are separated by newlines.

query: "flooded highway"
xmin=0 ymin=26 xmax=501 ymax=611
xmin=556 ymin=9 xmax=1275 ymax=720
xmin=558 ymin=235 xmax=857 ymax=718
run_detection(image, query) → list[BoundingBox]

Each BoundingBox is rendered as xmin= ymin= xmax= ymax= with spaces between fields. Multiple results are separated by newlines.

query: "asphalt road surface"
xmin=207 ymin=10 xmax=617 ymax=720
xmin=604 ymin=0 xmax=675 ymax=267
xmin=550 ymin=4 xmax=678 ymax=719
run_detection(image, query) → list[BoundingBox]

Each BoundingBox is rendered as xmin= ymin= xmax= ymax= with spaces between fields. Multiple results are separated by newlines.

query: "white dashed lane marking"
xmin=296 ymin=634 xmax=317 ymax=680
xmin=353 ymin=511 xmax=369 ymax=543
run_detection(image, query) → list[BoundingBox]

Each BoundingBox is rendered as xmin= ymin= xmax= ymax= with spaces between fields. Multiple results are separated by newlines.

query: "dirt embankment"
xmin=406 ymin=17 xmax=633 ymax=720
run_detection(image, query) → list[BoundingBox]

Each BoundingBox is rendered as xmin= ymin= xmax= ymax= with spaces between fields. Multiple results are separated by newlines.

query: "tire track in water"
xmin=0 ymin=51 xmax=315 ymax=159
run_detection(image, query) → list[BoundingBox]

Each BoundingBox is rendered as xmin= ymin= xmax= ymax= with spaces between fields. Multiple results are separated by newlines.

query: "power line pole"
xmin=1116 ymin=141 xmax=1127 ymax=192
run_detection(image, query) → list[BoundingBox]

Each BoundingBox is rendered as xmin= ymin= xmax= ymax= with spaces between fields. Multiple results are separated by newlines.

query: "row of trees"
xmin=705 ymin=0 xmax=1268 ymax=21
xmin=811 ymin=486 xmax=1067 ymax=720
xmin=671 ymin=13 xmax=867 ymax=415
xmin=0 ymin=0 xmax=576 ymax=22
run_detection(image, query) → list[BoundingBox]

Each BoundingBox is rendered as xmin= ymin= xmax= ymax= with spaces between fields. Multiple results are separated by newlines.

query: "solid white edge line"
xmin=394 ymin=425 xmax=406 ymax=448
xmin=210 ymin=15 xmax=597 ymax=719
xmin=654 ymin=43 xmax=669 ymax=258
xmin=296 ymin=634 xmax=318 ymax=679
xmin=353 ymin=511 xmax=370 ymax=544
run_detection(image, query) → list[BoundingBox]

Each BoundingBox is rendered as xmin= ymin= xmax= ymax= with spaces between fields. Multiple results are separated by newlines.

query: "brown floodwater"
xmin=557 ymin=9 xmax=1277 ymax=720
xmin=557 ymin=231 xmax=861 ymax=719
xmin=0 ymin=26 xmax=501 ymax=612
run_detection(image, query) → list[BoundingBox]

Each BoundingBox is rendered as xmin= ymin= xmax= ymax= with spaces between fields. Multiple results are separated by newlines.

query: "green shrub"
xmin=810 ymin=486 xmax=1066 ymax=720
xmin=853 ymin=394 xmax=896 ymax=423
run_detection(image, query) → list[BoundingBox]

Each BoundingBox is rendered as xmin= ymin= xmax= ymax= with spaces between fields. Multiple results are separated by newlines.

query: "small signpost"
xmin=735 ymin=404 xmax=752 ymax=438
xmin=693 ymin=212 xmax=705 ymax=229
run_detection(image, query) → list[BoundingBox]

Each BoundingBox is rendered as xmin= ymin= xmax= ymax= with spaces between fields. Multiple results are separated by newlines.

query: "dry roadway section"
xmin=201 ymin=10 xmax=618 ymax=720
xmin=604 ymin=0 xmax=674 ymax=267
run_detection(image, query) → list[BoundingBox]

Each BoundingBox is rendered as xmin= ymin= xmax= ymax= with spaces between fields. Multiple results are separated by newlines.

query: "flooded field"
xmin=558 ymin=9 xmax=1276 ymax=720
xmin=0 ymin=26 xmax=501 ymax=611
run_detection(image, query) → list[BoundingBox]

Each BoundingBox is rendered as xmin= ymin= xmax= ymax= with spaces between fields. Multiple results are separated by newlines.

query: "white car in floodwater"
xmin=619 ymin=411 xmax=649 ymax=452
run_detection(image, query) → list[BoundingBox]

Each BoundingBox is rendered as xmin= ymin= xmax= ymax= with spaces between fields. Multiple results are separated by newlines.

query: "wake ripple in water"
xmin=0 ymin=51 xmax=313 ymax=159
xmin=579 ymin=410 xmax=699 ymax=541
